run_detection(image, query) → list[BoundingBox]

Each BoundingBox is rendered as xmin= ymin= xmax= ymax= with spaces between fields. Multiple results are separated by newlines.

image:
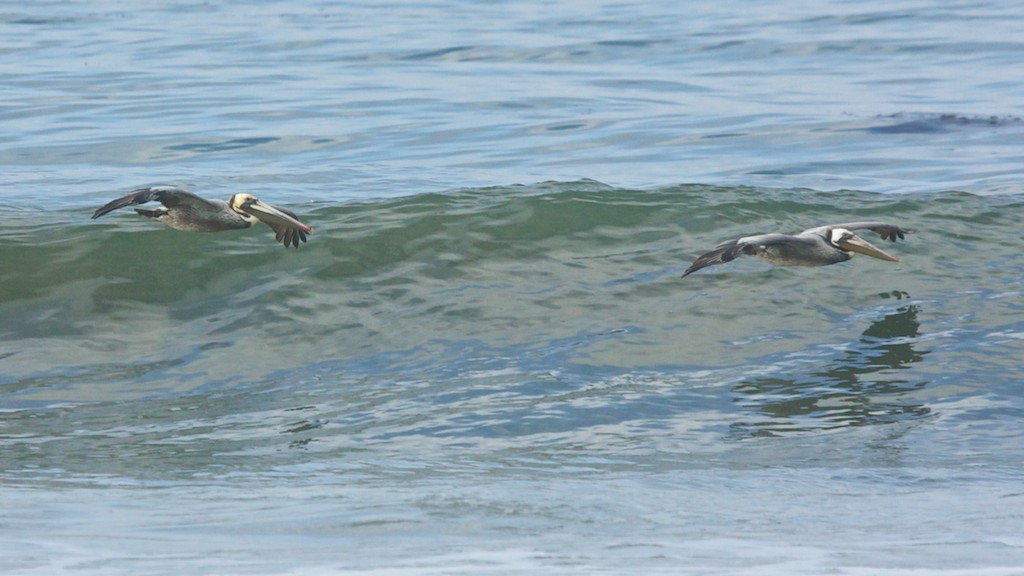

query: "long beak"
xmin=838 ymin=233 xmax=900 ymax=262
xmin=240 ymin=199 xmax=313 ymax=233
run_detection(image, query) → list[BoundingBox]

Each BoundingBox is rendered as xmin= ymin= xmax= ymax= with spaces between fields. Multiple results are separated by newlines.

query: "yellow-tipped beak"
xmin=838 ymin=233 xmax=900 ymax=262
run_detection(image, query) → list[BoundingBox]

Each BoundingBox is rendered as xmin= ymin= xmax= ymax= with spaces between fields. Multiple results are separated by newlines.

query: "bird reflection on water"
xmin=730 ymin=299 xmax=930 ymax=439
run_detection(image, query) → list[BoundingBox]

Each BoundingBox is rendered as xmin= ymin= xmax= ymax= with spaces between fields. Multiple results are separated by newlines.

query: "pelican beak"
xmin=838 ymin=233 xmax=900 ymax=262
xmin=239 ymin=199 xmax=313 ymax=233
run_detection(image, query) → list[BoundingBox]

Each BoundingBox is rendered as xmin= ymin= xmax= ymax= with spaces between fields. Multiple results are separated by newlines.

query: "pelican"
xmin=91 ymin=186 xmax=312 ymax=248
xmin=682 ymin=222 xmax=912 ymax=277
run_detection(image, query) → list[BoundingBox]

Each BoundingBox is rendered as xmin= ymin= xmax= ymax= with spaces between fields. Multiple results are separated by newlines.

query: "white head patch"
xmin=829 ymin=227 xmax=854 ymax=245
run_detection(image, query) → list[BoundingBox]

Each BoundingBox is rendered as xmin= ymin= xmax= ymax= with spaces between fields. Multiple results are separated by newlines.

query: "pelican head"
xmin=229 ymin=193 xmax=312 ymax=234
xmin=228 ymin=193 xmax=260 ymax=225
xmin=829 ymin=228 xmax=900 ymax=262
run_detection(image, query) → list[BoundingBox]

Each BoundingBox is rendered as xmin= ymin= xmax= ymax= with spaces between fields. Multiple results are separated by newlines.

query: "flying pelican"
xmin=91 ymin=186 xmax=313 ymax=248
xmin=682 ymin=222 xmax=912 ymax=277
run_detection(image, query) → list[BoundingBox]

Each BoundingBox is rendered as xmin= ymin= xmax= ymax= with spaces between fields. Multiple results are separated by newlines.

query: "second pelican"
xmin=92 ymin=186 xmax=313 ymax=248
xmin=682 ymin=222 xmax=912 ymax=277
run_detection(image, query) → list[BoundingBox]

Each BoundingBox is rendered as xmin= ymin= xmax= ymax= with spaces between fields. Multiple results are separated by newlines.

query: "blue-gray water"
xmin=3 ymin=1 xmax=1024 ymax=574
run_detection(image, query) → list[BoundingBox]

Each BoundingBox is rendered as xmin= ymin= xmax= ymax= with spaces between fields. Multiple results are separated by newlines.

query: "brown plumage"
xmin=92 ymin=186 xmax=312 ymax=248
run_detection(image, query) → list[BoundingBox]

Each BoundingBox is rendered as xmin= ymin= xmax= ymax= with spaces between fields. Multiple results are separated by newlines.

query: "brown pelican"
xmin=682 ymin=222 xmax=912 ymax=277
xmin=92 ymin=186 xmax=313 ymax=248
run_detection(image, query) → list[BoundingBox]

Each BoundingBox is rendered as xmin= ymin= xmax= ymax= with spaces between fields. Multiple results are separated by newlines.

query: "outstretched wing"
xmin=682 ymin=233 xmax=798 ymax=277
xmin=803 ymin=222 xmax=914 ymax=242
xmin=91 ymin=186 xmax=215 ymax=219
xmin=235 ymin=198 xmax=312 ymax=248
xmin=260 ymin=204 xmax=310 ymax=248
xmin=682 ymin=238 xmax=753 ymax=277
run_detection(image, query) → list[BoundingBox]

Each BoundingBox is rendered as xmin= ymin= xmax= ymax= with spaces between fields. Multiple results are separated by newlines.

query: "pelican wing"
xmin=238 ymin=200 xmax=313 ymax=248
xmin=262 ymin=206 xmax=310 ymax=248
xmin=682 ymin=233 xmax=793 ymax=277
xmin=91 ymin=186 xmax=218 ymax=219
xmin=802 ymin=222 xmax=914 ymax=242
xmin=682 ymin=239 xmax=743 ymax=277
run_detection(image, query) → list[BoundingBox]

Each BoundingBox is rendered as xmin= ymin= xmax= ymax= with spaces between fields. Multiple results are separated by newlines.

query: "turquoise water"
xmin=3 ymin=1 xmax=1024 ymax=574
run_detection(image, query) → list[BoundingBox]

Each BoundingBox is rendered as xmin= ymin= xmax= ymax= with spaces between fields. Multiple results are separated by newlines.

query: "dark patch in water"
xmin=400 ymin=46 xmax=476 ymax=61
xmin=867 ymin=113 xmax=1022 ymax=134
xmin=165 ymin=137 xmax=280 ymax=153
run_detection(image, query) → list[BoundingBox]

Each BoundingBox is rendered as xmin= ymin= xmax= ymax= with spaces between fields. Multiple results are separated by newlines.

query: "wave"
xmin=3 ymin=180 xmax=1017 ymax=297
xmin=2 ymin=182 xmax=1022 ymax=418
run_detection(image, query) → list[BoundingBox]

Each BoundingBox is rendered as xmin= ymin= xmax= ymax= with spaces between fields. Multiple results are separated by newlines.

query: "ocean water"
xmin=2 ymin=1 xmax=1024 ymax=574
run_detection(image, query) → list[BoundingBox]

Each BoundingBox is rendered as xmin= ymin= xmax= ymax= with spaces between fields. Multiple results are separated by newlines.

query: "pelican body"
xmin=92 ymin=186 xmax=312 ymax=248
xmin=683 ymin=222 xmax=912 ymax=277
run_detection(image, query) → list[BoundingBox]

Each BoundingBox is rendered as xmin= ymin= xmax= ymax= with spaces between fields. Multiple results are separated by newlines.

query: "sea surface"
xmin=2 ymin=1 xmax=1024 ymax=574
